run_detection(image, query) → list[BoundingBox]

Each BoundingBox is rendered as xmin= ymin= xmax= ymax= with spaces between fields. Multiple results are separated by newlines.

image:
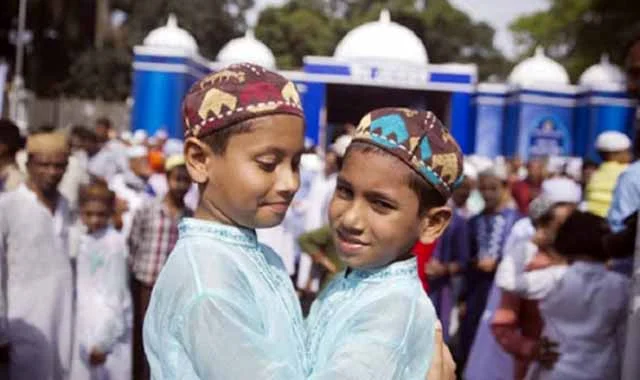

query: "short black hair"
xmin=553 ymin=211 xmax=611 ymax=262
xmin=96 ymin=117 xmax=112 ymax=128
xmin=70 ymin=125 xmax=97 ymax=141
xmin=346 ymin=142 xmax=446 ymax=216
xmin=582 ymin=158 xmax=598 ymax=170
xmin=32 ymin=124 xmax=57 ymax=134
xmin=200 ymin=120 xmax=254 ymax=155
xmin=0 ymin=119 xmax=24 ymax=157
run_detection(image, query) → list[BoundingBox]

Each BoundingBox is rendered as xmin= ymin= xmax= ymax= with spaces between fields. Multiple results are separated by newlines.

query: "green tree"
xmin=255 ymin=1 xmax=340 ymax=69
xmin=257 ymin=0 xmax=510 ymax=79
xmin=510 ymin=0 xmax=640 ymax=81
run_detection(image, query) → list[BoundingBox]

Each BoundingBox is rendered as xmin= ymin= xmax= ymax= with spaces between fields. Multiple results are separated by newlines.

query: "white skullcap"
xmin=564 ymin=157 xmax=583 ymax=181
xmin=463 ymin=161 xmax=478 ymax=181
xmin=132 ymin=129 xmax=148 ymax=145
xmin=595 ymin=131 xmax=631 ymax=152
xmin=127 ymin=145 xmax=148 ymax=158
xmin=154 ymin=129 xmax=168 ymax=140
xmin=466 ymin=155 xmax=493 ymax=173
xmin=300 ymin=153 xmax=323 ymax=172
xmin=120 ymin=130 xmax=132 ymax=143
xmin=546 ymin=156 xmax=566 ymax=175
xmin=163 ymin=138 xmax=184 ymax=156
xmin=331 ymin=135 xmax=353 ymax=157
xmin=541 ymin=177 xmax=582 ymax=204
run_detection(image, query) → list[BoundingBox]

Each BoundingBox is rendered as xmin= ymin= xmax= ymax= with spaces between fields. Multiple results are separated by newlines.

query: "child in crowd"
xmin=143 ymin=63 xmax=309 ymax=378
xmin=70 ymin=180 xmax=131 ymax=380
xmin=518 ymin=211 xmax=628 ymax=380
xmin=306 ymin=108 xmax=463 ymax=379
xmin=460 ymin=167 xmax=521 ymax=376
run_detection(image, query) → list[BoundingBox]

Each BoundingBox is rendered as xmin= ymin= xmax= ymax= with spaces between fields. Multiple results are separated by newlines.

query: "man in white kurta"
xmin=0 ymin=132 xmax=74 ymax=380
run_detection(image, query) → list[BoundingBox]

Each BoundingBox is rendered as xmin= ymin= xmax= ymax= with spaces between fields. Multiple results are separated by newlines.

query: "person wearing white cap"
xmin=108 ymin=145 xmax=154 ymax=237
xmin=585 ymin=131 xmax=632 ymax=218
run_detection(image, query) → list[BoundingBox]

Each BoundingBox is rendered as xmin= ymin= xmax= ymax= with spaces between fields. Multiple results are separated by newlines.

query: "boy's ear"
xmin=418 ymin=206 xmax=452 ymax=244
xmin=184 ymin=137 xmax=213 ymax=184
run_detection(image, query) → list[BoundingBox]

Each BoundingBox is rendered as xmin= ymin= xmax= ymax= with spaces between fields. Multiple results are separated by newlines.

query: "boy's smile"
xmin=189 ymin=114 xmax=305 ymax=229
xmin=329 ymin=148 xmax=424 ymax=270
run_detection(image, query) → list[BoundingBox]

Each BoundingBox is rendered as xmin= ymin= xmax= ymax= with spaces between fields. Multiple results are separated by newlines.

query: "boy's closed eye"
xmin=335 ymin=182 xmax=353 ymax=199
xmin=254 ymin=153 xmax=281 ymax=172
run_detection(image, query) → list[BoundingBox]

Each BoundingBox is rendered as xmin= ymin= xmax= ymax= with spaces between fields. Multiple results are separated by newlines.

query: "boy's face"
xmin=479 ymin=175 xmax=504 ymax=212
xmin=451 ymin=178 xmax=472 ymax=208
xmin=167 ymin=166 xmax=191 ymax=203
xmin=329 ymin=149 xmax=450 ymax=270
xmin=129 ymin=156 xmax=153 ymax=180
xmin=191 ymin=114 xmax=305 ymax=229
xmin=80 ymin=200 xmax=111 ymax=234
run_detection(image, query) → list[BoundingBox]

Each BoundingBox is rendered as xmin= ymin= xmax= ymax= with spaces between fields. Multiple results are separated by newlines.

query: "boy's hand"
xmin=476 ymin=258 xmax=498 ymax=273
xmin=426 ymin=321 xmax=455 ymax=380
xmin=448 ymin=262 xmax=461 ymax=275
xmin=426 ymin=259 xmax=447 ymax=278
xmin=319 ymin=257 xmax=338 ymax=274
xmin=89 ymin=349 xmax=108 ymax=366
xmin=533 ymin=337 xmax=560 ymax=369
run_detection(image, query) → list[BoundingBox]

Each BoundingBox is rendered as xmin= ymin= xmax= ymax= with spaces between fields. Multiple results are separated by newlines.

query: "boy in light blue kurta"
xmin=306 ymin=108 xmax=465 ymax=379
xmin=143 ymin=63 xmax=309 ymax=379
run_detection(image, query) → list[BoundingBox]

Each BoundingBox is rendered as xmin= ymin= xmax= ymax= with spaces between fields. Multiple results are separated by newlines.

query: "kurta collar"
xmin=346 ymin=257 xmax=417 ymax=282
xmin=179 ymin=217 xmax=258 ymax=248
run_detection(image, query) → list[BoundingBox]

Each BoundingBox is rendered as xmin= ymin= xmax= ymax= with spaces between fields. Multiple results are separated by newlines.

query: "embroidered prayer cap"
xmin=26 ymin=132 xmax=69 ymax=154
xmin=352 ymin=107 xmax=464 ymax=198
xmin=182 ymin=63 xmax=304 ymax=139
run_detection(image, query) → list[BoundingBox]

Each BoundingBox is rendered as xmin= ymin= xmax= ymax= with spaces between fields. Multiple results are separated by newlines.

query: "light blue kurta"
xmin=306 ymin=257 xmax=437 ymax=380
xmin=143 ymin=218 xmax=308 ymax=379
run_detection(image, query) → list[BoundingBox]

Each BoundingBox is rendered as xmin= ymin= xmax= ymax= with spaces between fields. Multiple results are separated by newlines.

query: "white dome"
xmin=216 ymin=30 xmax=277 ymax=69
xmin=143 ymin=14 xmax=198 ymax=54
xmin=508 ymin=47 xmax=570 ymax=86
xmin=579 ymin=54 xmax=626 ymax=86
xmin=334 ymin=9 xmax=428 ymax=66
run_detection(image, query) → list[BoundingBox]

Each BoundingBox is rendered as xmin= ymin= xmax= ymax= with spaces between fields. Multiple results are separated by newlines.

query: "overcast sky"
xmin=246 ymin=0 xmax=550 ymax=59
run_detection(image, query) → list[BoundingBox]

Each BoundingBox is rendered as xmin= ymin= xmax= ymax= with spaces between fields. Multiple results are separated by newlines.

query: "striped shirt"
xmin=128 ymin=199 xmax=192 ymax=285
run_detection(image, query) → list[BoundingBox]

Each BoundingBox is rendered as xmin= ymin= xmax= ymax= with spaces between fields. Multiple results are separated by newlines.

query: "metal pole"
xmin=9 ymin=0 xmax=28 ymax=132
xmin=14 ymin=0 xmax=26 ymax=80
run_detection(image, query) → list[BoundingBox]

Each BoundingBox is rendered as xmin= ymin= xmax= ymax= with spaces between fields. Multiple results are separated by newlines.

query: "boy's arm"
xmin=308 ymin=293 xmax=436 ymax=380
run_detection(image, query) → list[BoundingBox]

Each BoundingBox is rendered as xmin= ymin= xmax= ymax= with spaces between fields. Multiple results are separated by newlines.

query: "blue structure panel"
xmin=298 ymin=81 xmax=326 ymax=145
xmin=475 ymin=101 xmax=506 ymax=158
xmin=132 ymin=70 xmax=189 ymax=139
xmin=450 ymin=92 xmax=474 ymax=154
xmin=517 ymin=104 xmax=573 ymax=160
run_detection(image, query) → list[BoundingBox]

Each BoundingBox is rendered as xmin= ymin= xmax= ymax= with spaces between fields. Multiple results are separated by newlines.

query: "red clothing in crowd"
xmin=511 ymin=179 xmax=542 ymax=214
xmin=414 ymin=241 xmax=437 ymax=292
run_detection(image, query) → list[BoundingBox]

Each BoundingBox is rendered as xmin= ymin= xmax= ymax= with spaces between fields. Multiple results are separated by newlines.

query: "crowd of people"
xmin=0 ymin=31 xmax=638 ymax=380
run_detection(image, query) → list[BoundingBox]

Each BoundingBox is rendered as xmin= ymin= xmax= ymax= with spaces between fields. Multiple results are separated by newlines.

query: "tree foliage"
xmin=255 ymin=0 xmax=510 ymax=80
xmin=510 ymin=0 xmax=640 ymax=81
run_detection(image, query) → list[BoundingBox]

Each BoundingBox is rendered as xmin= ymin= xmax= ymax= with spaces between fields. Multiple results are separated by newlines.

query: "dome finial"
xmin=246 ymin=29 xmax=255 ymax=39
xmin=167 ymin=13 xmax=178 ymax=28
xmin=601 ymin=53 xmax=610 ymax=64
xmin=380 ymin=9 xmax=391 ymax=23
xmin=535 ymin=46 xmax=545 ymax=57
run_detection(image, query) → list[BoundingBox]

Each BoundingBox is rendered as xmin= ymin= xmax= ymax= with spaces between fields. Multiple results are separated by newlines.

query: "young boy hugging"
xmin=143 ymin=63 xmax=308 ymax=379
xmin=306 ymin=108 xmax=463 ymax=379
